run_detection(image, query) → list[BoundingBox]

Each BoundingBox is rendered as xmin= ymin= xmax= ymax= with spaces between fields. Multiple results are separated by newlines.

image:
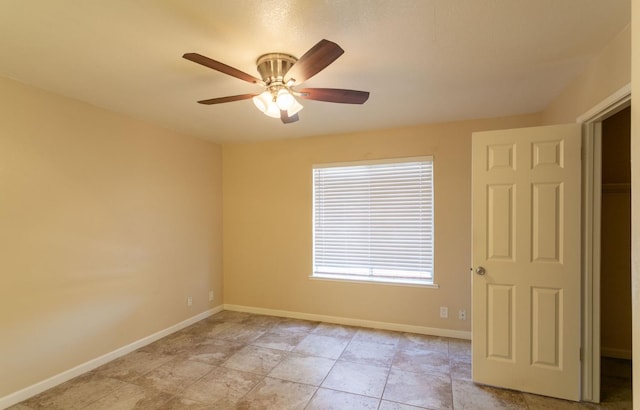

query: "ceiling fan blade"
xmin=280 ymin=110 xmax=299 ymax=124
xmin=183 ymin=53 xmax=262 ymax=84
xmin=285 ymin=40 xmax=344 ymax=84
xmin=297 ymin=88 xmax=370 ymax=104
xmin=197 ymin=94 xmax=258 ymax=105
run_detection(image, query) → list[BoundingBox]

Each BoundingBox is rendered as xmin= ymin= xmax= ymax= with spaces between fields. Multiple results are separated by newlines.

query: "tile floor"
xmin=10 ymin=311 xmax=632 ymax=409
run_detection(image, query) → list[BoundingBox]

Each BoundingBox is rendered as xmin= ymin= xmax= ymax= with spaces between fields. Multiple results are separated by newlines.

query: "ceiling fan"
xmin=183 ymin=39 xmax=370 ymax=124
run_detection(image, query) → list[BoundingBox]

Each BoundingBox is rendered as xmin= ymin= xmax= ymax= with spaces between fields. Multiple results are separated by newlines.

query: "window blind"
xmin=313 ymin=158 xmax=434 ymax=282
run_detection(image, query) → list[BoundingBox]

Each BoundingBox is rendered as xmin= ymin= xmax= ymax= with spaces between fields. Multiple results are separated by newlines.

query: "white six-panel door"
xmin=471 ymin=124 xmax=581 ymax=401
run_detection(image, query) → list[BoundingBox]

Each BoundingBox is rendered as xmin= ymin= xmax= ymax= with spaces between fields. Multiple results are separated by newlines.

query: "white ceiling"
xmin=0 ymin=1 xmax=630 ymax=143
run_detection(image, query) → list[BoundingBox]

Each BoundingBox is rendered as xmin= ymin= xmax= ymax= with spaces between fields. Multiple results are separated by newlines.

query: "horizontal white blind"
xmin=313 ymin=159 xmax=434 ymax=281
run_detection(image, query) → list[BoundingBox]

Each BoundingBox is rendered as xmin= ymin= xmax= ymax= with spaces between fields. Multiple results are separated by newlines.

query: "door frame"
xmin=577 ymin=83 xmax=631 ymax=403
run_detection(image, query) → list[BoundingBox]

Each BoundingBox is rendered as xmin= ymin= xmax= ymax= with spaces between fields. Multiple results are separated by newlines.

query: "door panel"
xmin=531 ymin=287 xmax=561 ymax=368
xmin=472 ymin=124 xmax=581 ymax=401
xmin=532 ymin=183 xmax=562 ymax=262
xmin=487 ymin=184 xmax=515 ymax=260
xmin=487 ymin=283 xmax=515 ymax=360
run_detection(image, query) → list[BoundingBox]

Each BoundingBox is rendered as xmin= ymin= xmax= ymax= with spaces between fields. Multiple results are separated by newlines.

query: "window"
xmin=312 ymin=157 xmax=434 ymax=285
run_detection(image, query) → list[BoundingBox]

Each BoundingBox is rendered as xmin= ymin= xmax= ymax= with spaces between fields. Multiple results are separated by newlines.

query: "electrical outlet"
xmin=209 ymin=290 xmax=214 ymax=302
xmin=187 ymin=296 xmax=193 ymax=307
xmin=459 ymin=309 xmax=466 ymax=320
xmin=440 ymin=306 xmax=448 ymax=318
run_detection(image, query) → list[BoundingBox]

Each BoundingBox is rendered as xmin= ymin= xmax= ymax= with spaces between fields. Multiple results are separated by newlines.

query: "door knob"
xmin=475 ymin=266 xmax=486 ymax=275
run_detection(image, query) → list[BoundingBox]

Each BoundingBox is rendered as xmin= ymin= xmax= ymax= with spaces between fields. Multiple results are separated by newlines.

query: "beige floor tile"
xmin=134 ymin=358 xmax=213 ymax=395
xmin=207 ymin=310 xmax=252 ymax=323
xmin=393 ymin=347 xmax=450 ymax=376
xmin=383 ymin=367 xmax=452 ymax=409
xmin=139 ymin=333 xmax=204 ymax=356
xmin=23 ymin=373 xmax=129 ymax=410
xmin=223 ymin=345 xmax=287 ymax=375
xmin=251 ymin=330 xmax=308 ymax=351
xmin=378 ymin=400 xmax=427 ymax=409
xmin=268 ymin=353 xmax=335 ymax=385
xmin=452 ymin=379 xmax=529 ymax=410
xmin=352 ymin=328 xmax=400 ymax=346
xmin=450 ymin=356 xmax=472 ymax=381
xmin=83 ymin=382 xmax=172 ymax=410
xmin=523 ymin=393 xmax=600 ymax=409
xmin=450 ymin=347 xmax=471 ymax=364
xmin=306 ymin=388 xmax=380 ymax=409
xmin=294 ymin=334 xmax=350 ymax=359
xmin=398 ymin=333 xmax=449 ymax=353
xmin=92 ymin=350 xmax=174 ymax=382
xmin=235 ymin=377 xmax=317 ymax=409
xmin=207 ymin=322 xmax=266 ymax=344
xmin=155 ymin=397 xmax=213 ymax=410
xmin=312 ymin=323 xmax=358 ymax=338
xmin=239 ymin=314 xmax=281 ymax=329
xmin=6 ymin=404 xmax=35 ymax=410
xmin=269 ymin=318 xmax=319 ymax=334
xmin=199 ymin=320 xmax=236 ymax=337
xmin=180 ymin=366 xmax=263 ymax=406
xmin=173 ymin=319 xmax=211 ymax=336
xmin=321 ymin=361 xmax=388 ymax=398
xmin=179 ymin=337 xmax=245 ymax=366
xmin=448 ymin=338 xmax=471 ymax=357
xmin=340 ymin=340 xmax=396 ymax=367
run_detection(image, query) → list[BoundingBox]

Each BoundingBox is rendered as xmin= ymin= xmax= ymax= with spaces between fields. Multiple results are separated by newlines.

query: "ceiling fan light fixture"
xmin=253 ymin=89 xmax=303 ymax=119
xmin=252 ymin=91 xmax=270 ymax=112
xmin=287 ymin=98 xmax=303 ymax=116
xmin=252 ymin=91 xmax=280 ymax=118
xmin=264 ymin=104 xmax=281 ymax=118
xmin=276 ymin=88 xmax=295 ymax=110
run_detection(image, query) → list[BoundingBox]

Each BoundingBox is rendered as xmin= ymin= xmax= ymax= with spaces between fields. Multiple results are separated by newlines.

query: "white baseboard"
xmin=0 ymin=306 xmax=223 ymax=410
xmin=223 ymin=304 xmax=471 ymax=340
xmin=601 ymin=347 xmax=632 ymax=360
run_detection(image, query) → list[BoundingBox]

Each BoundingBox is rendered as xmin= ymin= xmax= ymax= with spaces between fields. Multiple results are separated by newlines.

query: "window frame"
xmin=311 ymin=156 xmax=437 ymax=287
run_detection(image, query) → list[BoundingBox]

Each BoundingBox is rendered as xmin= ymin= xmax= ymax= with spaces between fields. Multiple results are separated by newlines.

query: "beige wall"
xmin=222 ymin=114 xmax=541 ymax=332
xmin=0 ymin=76 xmax=223 ymax=397
xmin=542 ymin=24 xmax=631 ymax=124
xmin=631 ymin=0 xmax=639 ymax=402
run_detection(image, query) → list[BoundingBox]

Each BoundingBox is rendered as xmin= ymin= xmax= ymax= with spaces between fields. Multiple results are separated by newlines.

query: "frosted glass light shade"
xmin=287 ymin=99 xmax=303 ymax=116
xmin=252 ymin=90 xmax=303 ymax=119
xmin=276 ymin=89 xmax=295 ymax=110
xmin=252 ymin=91 xmax=280 ymax=118
xmin=252 ymin=91 xmax=270 ymax=112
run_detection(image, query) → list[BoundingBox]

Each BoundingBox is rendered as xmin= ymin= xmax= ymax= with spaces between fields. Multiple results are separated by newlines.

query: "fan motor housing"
xmin=256 ymin=53 xmax=297 ymax=85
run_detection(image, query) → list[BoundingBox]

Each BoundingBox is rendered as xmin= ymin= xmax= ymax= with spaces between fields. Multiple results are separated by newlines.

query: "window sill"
xmin=309 ymin=273 xmax=439 ymax=288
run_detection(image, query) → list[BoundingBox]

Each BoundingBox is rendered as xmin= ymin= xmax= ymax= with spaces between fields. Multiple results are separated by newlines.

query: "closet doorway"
xmin=599 ymin=106 xmax=632 ymax=400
